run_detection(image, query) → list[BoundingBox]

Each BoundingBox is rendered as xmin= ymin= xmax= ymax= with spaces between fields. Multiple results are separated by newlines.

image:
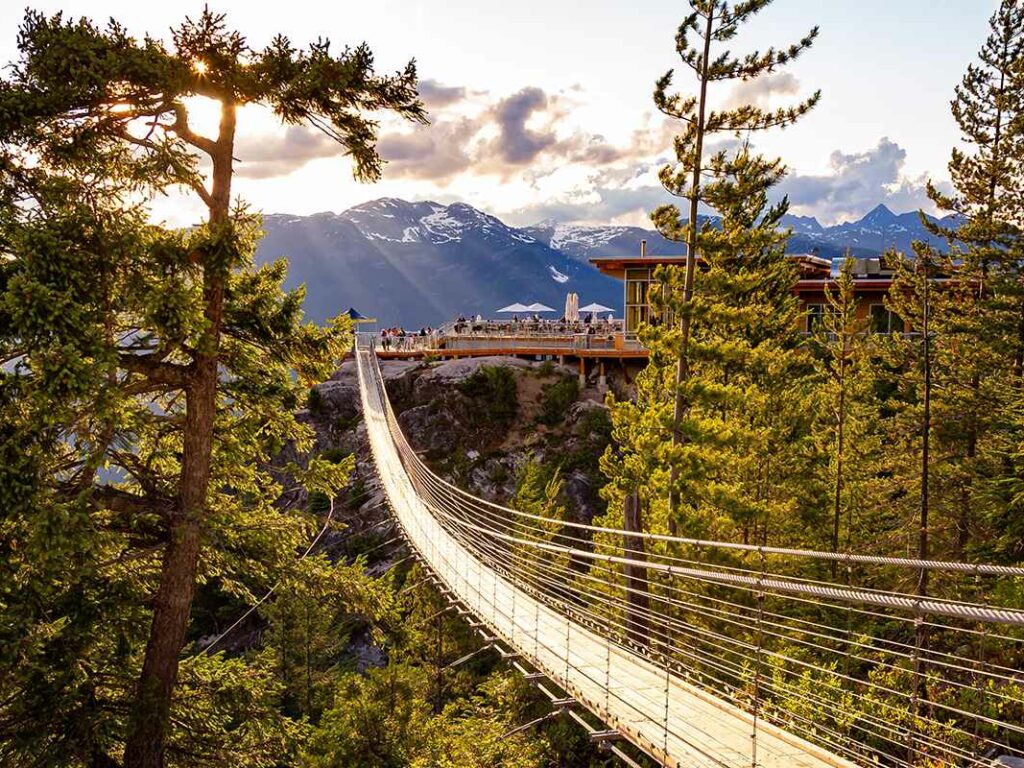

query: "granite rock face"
xmin=304 ymin=355 xmax=613 ymax=522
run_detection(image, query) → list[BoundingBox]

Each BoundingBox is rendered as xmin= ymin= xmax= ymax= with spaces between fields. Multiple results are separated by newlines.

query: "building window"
xmin=869 ymin=303 xmax=904 ymax=334
xmin=624 ymin=267 xmax=653 ymax=337
xmin=805 ymin=304 xmax=827 ymax=333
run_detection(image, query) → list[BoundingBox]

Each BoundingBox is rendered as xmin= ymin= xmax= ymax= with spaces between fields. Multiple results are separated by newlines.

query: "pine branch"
xmin=118 ymin=352 xmax=191 ymax=388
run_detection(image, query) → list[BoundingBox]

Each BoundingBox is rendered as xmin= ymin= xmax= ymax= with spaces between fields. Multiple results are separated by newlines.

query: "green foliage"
xmin=335 ymin=412 xmax=362 ymax=433
xmin=807 ymin=257 xmax=881 ymax=554
xmin=258 ymin=554 xmax=391 ymax=721
xmin=514 ymin=459 xmax=565 ymax=520
xmin=303 ymin=664 xmax=546 ymax=768
xmin=345 ymin=475 xmax=371 ymax=508
xmin=914 ymin=0 xmax=1024 ymax=561
xmin=561 ymin=406 xmax=613 ymax=475
xmin=306 ymin=386 xmax=325 ymax=415
xmin=648 ymin=0 xmax=820 ymax=532
xmin=459 ymin=365 xmax=519 ymax=427
xmin=0 ymin=6 xmax=423 ymax=764
xmin=167 ymin=654 xmax=307 ymax=767
xmin=304 ymin=663 xmax=432 ymax=767
xmin=605 ymin=145 xmax=814 ymax=542
xmin=307 ymin=491 xmax=331 ymax=514
xmin=537 ymin=376 xmax=580 ymax=426
xmin=318 ymin=447 xmax=351 ymax=464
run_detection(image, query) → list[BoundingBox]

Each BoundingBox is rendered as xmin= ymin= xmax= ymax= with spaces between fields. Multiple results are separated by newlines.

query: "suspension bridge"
xmin=355 ymin=344 xmax=1024 ymax=767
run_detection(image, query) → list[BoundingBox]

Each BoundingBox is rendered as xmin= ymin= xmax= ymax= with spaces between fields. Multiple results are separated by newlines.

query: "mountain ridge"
xmin=255 ymin=197 xmax=954 ymax=328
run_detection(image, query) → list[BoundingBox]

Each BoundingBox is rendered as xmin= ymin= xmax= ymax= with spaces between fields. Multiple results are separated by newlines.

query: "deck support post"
xmin=578 ymin=358 xmax=586 ymax=388
xmin=598 ymin=361 xmax=607 ymax=393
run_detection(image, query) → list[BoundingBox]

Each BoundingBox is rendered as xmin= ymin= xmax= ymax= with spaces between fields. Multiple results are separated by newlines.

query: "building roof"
xmin=589 ymin=255 xmax=689 ymax=279
xmin=590 ymin=252 xmax=904 ymax=283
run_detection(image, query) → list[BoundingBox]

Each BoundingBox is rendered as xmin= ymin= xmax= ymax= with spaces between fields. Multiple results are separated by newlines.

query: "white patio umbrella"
xmin=496 ymin=302 xmax=531 ymax=313
xmin=579 ymin=302 xmax=615 ymax=314
xmin=524 ymin=302 xmax=556 ymax=312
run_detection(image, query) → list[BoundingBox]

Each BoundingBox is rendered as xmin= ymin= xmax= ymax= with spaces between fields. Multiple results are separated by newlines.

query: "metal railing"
xmin=361 ymin=323 xmax=645 ymax=356
xmin=355 ymin=341 xmax=1024 ymax=767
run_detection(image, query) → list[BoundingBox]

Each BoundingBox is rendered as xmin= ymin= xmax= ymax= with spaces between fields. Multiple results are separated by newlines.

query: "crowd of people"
xmin=374 ymin=313 xmax=622 ymax=352
xmin=451 ymin=313 xmax=618 ymax=335
xmin=378 ymin=326 xmax=435 ymax=350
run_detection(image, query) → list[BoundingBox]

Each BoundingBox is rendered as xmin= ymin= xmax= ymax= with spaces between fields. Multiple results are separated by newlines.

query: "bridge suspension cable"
xmin=356 ymin=344 xmax=1024 ymax=768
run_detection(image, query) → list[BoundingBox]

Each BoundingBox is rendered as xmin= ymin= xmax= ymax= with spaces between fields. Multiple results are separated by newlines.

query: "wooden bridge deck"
xmin=357 ymin=349 xmax=858 ymax=768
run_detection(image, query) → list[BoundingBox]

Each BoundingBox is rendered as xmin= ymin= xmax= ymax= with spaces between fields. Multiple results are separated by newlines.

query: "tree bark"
xmin=123 ymin=96 xmax=235 ymax=768
xmin=623 ymin=491 xmax=651 ymax=646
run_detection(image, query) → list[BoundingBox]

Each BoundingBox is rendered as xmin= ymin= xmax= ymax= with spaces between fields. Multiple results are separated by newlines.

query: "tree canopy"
xmin=0 ymin=9 xmax=424 ymax=767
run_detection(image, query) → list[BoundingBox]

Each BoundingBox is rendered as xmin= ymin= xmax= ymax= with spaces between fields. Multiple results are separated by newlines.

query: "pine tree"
xmin=809 ymin=258 xmax=879 ymax=562
xmin=923 ymin=0 xmax=1024 ymax=560
xmin=603 ymin=146 xmax=814 ymax=546
xmin=0 ymin=10 xmax=424 ymax=766
xmin=652 ymin=0 xmax=820 ymax=525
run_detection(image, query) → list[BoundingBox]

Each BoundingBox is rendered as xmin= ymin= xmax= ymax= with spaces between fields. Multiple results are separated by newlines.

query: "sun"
xmin=193 ymin=60 xmax=208 ymax=76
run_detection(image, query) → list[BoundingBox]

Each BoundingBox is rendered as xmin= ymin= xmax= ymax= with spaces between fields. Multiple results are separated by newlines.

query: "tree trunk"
xmin=956 ymin=372 xmax=979 ymax=560
xmin=623 ymin=491 xmax=651 ymax=646
xmin=667 ymin=9 xmax=714 ymax=536
xmin=831 ymin=331 xmax=847 ymax=578
xmin=123 ymin=97 xmax=235 ymax=768
xmin=911 ymin=256 xmax=932 ymax=759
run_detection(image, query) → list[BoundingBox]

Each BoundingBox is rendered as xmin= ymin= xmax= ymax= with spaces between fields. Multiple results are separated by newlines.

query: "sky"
xmin=0 ymin=1 xmax=998 ymax=228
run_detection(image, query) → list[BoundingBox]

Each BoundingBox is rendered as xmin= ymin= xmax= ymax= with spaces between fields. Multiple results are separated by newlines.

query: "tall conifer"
xmin=923 ymin=0 xmax=1024 ymax=559
xmin=0 ymin=10 xmax=424 ymax=765
xmin=651 ymin=0 xmax=820 ymax=525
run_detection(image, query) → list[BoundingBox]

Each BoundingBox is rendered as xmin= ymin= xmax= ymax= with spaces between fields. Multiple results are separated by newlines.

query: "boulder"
xmin=397 ymin=403 xmax=464 ymax=457
xmin=413 ymin=356 xmax=535 ymax=402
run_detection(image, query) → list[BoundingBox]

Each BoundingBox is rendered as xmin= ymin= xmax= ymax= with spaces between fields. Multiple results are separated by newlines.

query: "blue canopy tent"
xmin=344 ymin=307 xmax=377 ymax=324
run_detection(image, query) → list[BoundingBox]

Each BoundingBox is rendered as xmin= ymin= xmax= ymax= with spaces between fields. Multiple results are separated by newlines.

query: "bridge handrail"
xmin=356 ymin=337 xmax=1024 ymax=577
xmin=359 ymin=343 xmax=1024 ymax=768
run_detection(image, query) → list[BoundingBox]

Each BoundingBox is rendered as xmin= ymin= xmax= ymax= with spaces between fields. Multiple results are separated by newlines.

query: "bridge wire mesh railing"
xmin=359 ymin=346 xmax=1024 ymax=767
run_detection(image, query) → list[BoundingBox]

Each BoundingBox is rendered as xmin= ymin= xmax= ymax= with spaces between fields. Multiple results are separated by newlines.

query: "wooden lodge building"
xmin=589 ymin=243 xmax=905 ymax=339
xmin=374 ymin=243 xmax=910 ymax=387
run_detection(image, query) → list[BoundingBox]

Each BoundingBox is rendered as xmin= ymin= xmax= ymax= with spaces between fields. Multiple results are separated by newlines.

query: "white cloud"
xmin=778 ymin=137 xmax=946 ymax=224
xmin=722 ymin=72 xmax=801 ymax=110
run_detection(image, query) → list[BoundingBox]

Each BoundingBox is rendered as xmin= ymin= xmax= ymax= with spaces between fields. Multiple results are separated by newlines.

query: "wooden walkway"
xmin=357 ymin=349 xmax=858 ymax=768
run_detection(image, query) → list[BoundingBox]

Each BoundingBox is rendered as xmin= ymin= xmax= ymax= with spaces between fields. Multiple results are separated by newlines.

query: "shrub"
xmin=346 ymin=477 xmax=370 ymax=508
xmin=537 ymin=377 xmax=579 ymax=426
xmin=458 ymin=365 xmax=518 ymax=426
xmin=319 ymin=448 xmax=352 ymax=464
xmin=335 ymin=413 xmax=361 ymax=433
xmin=307 ymin=387 xmax=325 ymax=415
xmin=308 ymin=491 xmax=331 ymax=514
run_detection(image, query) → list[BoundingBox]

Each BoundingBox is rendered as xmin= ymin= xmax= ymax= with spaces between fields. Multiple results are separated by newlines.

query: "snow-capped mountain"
xmin=779 ymin=204 xmax=957 ymax=255
xmin=257 ymin=198 xmax=957 ymax=328
xmin=257 ymin=198 xmax=620 ymax=328
xmin=521 ymin=222 xmax=680 ymax=264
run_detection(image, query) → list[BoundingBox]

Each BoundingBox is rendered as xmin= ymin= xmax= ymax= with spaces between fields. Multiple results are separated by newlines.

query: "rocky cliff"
xmin=302 ymin=355 xmax=615 ymax=544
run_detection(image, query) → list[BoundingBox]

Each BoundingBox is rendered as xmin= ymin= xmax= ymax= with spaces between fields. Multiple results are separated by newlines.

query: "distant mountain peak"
xmin=859 ymin=203 xmax=897 ymax=226
xmin=257 ymin=196 xmax=951 ymax=327
xmin=531 ymin=218 xmax=561 ymax=229
xmin=781 ymin=213 xmax=824 ymax=234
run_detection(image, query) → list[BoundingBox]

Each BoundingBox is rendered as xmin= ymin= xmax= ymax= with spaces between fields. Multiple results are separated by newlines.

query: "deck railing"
xmin=362 ymin=320 xmax=645 ymax=355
